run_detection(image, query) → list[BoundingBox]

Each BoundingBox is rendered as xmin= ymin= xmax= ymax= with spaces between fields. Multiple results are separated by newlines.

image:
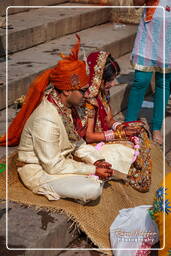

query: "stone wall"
xmin=70 ymin=0 xmax=142 ymax=24
xmin=70 ymin=0 xmax=132 ymax=4
xmin=110 ymin=0 xmax=142 ymax=25
xmin=70 ymin=0 xmax=133 ymax=5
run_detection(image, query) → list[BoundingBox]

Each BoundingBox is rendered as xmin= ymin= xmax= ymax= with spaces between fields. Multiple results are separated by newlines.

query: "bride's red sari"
xmin=72 ymin=51 xmax=152 ymax=193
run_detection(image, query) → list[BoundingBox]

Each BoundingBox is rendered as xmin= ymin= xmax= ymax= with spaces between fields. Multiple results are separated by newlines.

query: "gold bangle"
xmin=114 ymin=130 xmax=122 ymax=140
xmin=120 ymin=129 xmax=126 ymax=139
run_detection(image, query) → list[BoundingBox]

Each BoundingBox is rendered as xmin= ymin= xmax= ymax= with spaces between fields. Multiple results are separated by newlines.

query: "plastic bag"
xmin=110 ymin=205 xmax=159 ymax=256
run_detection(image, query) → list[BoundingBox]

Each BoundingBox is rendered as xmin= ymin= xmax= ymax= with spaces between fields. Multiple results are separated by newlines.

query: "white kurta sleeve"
xmin=73 ymin=139 xmax=104 ymax=164
xmin=31 ymin=118 xmax=96 ymax=175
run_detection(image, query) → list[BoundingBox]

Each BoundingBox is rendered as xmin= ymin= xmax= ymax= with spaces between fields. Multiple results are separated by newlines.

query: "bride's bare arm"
xmin=106 ymin=107 xmax=117 ymax=129
xmin=85 ymin=118 xmax=106 ymax=144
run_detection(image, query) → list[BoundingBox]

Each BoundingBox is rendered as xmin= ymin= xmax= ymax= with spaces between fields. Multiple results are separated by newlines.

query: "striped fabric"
xmin=131 ymin=0 xmax=171 ymax=73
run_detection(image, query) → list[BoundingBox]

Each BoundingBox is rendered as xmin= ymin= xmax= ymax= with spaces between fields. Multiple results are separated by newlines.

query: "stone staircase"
xmin=0 ymin=0 xmax=136 ymax=256
xmin=0 ymin=2 xmax=137 ymax=254
xmin=0 ymin=0 xmax=137 ymax=111
xmin=0 ymin=0 xmax=68 ymax=16
xmin=2 ymin=1 xmax=169 ymax=255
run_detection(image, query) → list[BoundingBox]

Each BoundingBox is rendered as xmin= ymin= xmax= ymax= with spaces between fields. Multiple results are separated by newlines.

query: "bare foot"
xmin=153 ymin=130 xmax=163 ymax=145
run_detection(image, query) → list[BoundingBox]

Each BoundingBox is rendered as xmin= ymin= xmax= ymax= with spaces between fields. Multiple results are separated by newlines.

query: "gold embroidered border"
xmin=88 ymin=51 xmax=109 ymax=98
xmin=131 ymin=61 xmax=171 ymax=74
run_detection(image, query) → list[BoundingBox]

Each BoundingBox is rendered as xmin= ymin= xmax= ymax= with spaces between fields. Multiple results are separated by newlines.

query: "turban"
xmin=0 ymin=34 xmax=89 ymax=146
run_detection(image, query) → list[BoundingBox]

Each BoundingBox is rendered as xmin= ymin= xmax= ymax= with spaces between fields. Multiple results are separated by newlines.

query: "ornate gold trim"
xmin=87 ymin=51 xmax=109 ymax=99
xmin=131 ymin=61 xmax=171 ymax=74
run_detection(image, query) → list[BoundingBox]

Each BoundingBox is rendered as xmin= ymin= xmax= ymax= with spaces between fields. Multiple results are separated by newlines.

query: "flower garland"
xmin=130 ymin=136 xmax=141 ymax=163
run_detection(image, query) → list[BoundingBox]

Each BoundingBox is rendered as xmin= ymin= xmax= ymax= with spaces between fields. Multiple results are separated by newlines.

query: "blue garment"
xmin=125 ymin=71 xmax=171 ymax=130
xmin=131 ymin=0 xmax=171 ymax=73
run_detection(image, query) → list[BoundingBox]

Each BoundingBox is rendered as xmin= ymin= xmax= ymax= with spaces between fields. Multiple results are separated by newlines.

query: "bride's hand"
xmin=124 ymin=126 xmax=141 ymax=137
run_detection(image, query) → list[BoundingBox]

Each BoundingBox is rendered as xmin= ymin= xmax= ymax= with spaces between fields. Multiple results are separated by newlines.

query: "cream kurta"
xmin=17 ymin=97 xmax=103 ymax=198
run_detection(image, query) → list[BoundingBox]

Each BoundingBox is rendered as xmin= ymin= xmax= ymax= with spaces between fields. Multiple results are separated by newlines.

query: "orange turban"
xmin=0 ymin=34 xmax=89 ymax=146
xmin=50 ymin=34 xmax=88 ymax=90
xmin=145 ymin=0 xmax=159 ymax=22
xmin=50 ymin=59 xmax=88 ymax=90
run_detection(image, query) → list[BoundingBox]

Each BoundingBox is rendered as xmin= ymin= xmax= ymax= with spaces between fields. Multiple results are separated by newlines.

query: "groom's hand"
xmin=94 ymin=160 xmax=112 ymax=169
xmin=95 ymin=167 xmax=113 ymax=179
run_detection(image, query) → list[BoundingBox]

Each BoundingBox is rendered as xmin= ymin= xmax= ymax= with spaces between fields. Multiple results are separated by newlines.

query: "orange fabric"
xmin=85 ymin=103 xmax=94 ymax=110
xmin=145 ymin=0 xmax=160 ymax=22
xmin=50 ymin=34 xmax=88 ymax=90
xmin=0 ymin=69 xmax=51 ymax=147
xmin=50 ymin=59 xmax=88 ymax=90
xmin=0 ymin=34 xmax=88 ymax=147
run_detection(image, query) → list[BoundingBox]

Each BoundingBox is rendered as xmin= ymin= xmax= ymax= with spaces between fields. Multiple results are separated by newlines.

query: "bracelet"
xmin=114 ymin=130 xmax=122 ymax=140
xmin=120 ymin=129 xmax=127 ymax=139
xmin=104 ymin=130 xmax=115 ymax=142
xmin=114 ymin=129 xmax=126 ymax=140
xmin=112 ymin=121 xmax=122 ymax=131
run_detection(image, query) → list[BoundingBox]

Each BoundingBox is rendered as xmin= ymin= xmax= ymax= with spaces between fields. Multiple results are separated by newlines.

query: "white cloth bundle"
xmin=110 ymin=205 xmax=159 ymax=256
xmin=97 ymin=143 xmax=135 ymax=174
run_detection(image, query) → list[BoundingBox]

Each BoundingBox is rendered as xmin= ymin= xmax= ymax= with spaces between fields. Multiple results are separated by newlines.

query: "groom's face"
xmin=67 ymin=85 xmax=89 ymax=106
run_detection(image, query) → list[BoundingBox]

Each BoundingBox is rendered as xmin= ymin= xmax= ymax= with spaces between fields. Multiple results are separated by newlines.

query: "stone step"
xmin=0 ymin=3 xmax=111 ymax=56
xmin=0 ymin=0 xmax=68 ymax=16
xmin=110 ymin=52 xmax=134 ymax=116
xmin=0 ymin=201 xmax=78 ymax=256
xmin=0 ymin=23 xmax=137 ymax=109
xmin=0 ymin=105 xmax=17 ymax=158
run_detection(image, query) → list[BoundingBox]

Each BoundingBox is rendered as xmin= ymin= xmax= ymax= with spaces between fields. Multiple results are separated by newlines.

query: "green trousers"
xmin=125 ymin=70 xmax=171 ymax=130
